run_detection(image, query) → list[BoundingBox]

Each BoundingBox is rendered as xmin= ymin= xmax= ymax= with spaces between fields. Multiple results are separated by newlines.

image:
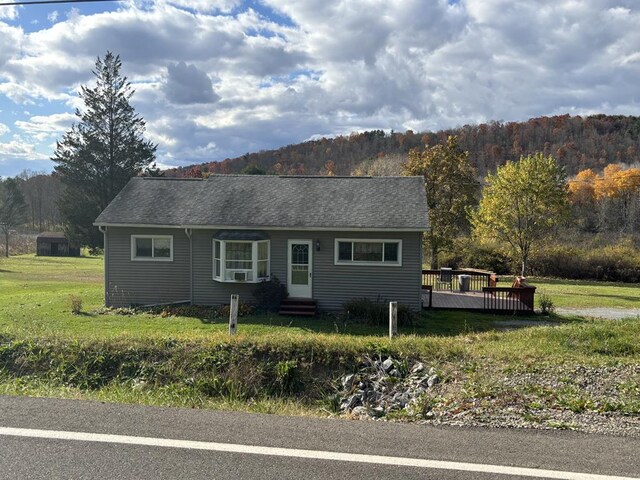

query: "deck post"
xmin=389 ymin=301 xmax=398 ymax=338
xmin=229 ymin=294 xmax=239 ymax=336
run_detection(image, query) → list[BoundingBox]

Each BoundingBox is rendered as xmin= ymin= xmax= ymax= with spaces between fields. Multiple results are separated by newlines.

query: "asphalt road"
xmin=0 ymin=395 xmax=638 ymax=480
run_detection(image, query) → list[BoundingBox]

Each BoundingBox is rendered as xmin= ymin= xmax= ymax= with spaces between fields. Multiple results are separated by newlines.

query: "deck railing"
xmin=482 ymin=286 xmax=536 ymax=312
xmin=421 ymin=269 xmax=496 ymax=292
xmin=422 ymin=269 xmax=537 ymax=313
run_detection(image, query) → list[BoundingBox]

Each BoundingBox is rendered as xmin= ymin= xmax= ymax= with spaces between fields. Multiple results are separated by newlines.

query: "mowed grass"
xmin=0 ymin=254 xmax=638 ymax=366
xmin=528 ymin=277 xmax=640 ymax=309
xmin=0 ymin=254 xmax=509 ymax=340
xmin=1 ymin=254 xmax=639 ymax=422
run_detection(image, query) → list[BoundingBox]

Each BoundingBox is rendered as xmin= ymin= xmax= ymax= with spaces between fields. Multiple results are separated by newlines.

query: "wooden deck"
xmin=421 ymin=269 xmax=536 ymax=313
xmin=422 ymin=290 xmax=529 ymax=311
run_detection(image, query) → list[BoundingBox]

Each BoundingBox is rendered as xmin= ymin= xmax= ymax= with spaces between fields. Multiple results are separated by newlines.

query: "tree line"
xmin=168 ymin=114 xmax=640 ymax=179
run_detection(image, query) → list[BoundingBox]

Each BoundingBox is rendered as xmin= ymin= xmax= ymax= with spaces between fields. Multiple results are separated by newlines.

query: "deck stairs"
xmin=278 ymin=298 xmax=317 ymax=317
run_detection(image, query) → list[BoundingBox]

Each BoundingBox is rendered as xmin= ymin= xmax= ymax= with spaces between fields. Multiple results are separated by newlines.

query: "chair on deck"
xmin=436 ymin=267 xmax=453 ymax=291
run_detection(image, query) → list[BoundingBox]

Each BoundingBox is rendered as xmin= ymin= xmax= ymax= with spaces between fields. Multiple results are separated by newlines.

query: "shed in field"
xmin=36 ymin=232 xmax=80 ymax=257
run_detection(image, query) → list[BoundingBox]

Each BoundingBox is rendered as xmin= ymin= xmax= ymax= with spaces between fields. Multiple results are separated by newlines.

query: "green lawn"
xmin=0 ymin=254 xmax=637 ymax=342
xmin=0 ymin=254 xmax=513 ymax=340
xmin=528 ymin=277 xmax=640 ymax=309
xmin=1 ymin=254 xmax=639 ymax=426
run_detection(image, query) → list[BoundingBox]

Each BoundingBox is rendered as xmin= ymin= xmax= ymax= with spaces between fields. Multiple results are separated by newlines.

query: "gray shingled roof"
xmin=94 ymin=175 xmax=429 ymax=231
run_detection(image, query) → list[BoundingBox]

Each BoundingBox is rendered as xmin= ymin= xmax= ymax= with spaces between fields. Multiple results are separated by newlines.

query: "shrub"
xmin=69 ymin=295 xmax=82 ymax=315
xmin=272 ymin=360 xmax=303 ymax=395
xmin=439 ymin=241 xmax=513 ymax=275
xmin=538 ymin=293 xmax=555 ymax=315
xmin=251 ymin=275 xmax=288 ymax=311
xmin=216 ymin=302 xmax=255 ymax=318
xmin=529 ymin=242 xmax=640 ymax=282
xmin=154 ymin=305 xmax=219 ymax=323
xmin=342 ymin=297 xmax=416 ymax=327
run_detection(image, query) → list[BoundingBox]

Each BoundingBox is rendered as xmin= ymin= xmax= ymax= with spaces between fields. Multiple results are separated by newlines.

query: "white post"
xmin=229 ymin=294 xmax=239 ymax=336
xmin=389 ymin=301 xmax=398 ymax=339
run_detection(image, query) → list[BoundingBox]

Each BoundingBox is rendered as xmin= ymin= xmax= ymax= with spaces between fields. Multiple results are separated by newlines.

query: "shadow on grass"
xmin=560 ymin=292 xmax=640 ymax=302
xmin=194 ymin=310 xmax=555 ymax=337
xmin=531 ymin=277 xmax=640 ymax=288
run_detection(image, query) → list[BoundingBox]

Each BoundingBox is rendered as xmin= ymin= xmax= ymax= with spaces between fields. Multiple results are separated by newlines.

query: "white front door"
xmin=288 ymin=240 xmax=313 ymax=298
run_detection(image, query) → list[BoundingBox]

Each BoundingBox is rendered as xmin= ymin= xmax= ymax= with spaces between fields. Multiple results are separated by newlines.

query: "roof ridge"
xmin=138 ymin=177 xmax=203 ymax=181
xmin=137 ymin=175 xmax=423 ymax=180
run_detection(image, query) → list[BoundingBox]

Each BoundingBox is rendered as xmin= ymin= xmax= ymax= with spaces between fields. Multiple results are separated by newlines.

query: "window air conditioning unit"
xmin=234 ymin=271 xmax=247 ymax=282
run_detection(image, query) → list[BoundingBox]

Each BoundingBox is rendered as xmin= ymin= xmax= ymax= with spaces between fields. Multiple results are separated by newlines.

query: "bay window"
xmin=213 ymin=239 xmax=270 ymax=282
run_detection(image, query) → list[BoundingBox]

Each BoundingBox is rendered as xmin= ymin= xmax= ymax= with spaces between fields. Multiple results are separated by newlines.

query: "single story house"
xmin=36 ymin=232 xmax=80 ymax=257
xmin=94 ymin=175 xmax=429 ymax=311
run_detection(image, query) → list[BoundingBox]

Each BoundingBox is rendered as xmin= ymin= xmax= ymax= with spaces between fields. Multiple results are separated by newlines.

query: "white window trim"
xmin=213 ymin=239 xmax=270 ymax=283
xmin=131 ymin=235 xmax=174 ymax=262
xmin=334 ymin=238 xmax=402 ymax=266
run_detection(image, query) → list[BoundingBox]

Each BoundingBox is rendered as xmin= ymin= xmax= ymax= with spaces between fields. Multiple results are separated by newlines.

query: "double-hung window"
xmin=335 ymin=239 xmax=401 ymax=266
xmin=131 ymin=235 xmax=173 ymax=261
xmin=213 ymin=239 xmax=270 ymax=282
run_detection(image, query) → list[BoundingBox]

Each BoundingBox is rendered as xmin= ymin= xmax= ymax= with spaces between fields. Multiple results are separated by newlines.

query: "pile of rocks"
xmin=338 ymin=357 xmax=438 ymax=419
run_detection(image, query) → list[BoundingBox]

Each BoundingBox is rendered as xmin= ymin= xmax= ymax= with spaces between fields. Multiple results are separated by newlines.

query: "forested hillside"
xmin=168 ymin=114 xmax=640 ymax=178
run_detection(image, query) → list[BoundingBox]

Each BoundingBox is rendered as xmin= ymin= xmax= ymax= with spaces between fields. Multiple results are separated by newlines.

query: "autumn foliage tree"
xmin=568 ymin=164 xmax=640 ymax=232
xmin=403 ymin=136 xmax=479 ymax=268
xmin=472 ymin=153 xmax=569 ymax=276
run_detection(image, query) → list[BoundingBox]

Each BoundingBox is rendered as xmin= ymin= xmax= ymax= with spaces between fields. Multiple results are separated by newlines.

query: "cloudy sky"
xmin=0 ymin=0 xmax=639 ymax=176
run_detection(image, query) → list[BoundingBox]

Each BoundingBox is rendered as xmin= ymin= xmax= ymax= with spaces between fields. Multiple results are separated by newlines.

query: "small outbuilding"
xmin=36 ymin=232 xmax=80 ymax=257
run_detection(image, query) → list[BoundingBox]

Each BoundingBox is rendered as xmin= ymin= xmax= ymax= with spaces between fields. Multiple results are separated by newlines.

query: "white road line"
xmin=0 ymin=426 xmax=636 ymax=480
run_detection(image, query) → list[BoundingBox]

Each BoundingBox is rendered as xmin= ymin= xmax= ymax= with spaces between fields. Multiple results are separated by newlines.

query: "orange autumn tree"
xmin=567 ymin=168 xmax=599 ymax=231
xmin=568 ymin=168 xmax=597 ymax=205
xmin=569 ymin=164 xmax=640 ymax=232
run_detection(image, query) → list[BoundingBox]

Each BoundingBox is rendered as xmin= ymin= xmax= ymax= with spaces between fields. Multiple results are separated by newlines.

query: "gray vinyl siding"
xmin=105 ymin=227 xmax=422 ymax=311
xmin=313 ymin=231 xmax=422 ymax=311
xmin=192 ymin=230 xmax=422 ymax=311
xmin=105 ymin=227 xmax=190 ymax=307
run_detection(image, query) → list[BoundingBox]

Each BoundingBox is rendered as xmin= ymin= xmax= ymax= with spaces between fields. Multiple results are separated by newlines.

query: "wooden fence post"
xmin=389 ymin=301 xmax=398 ymax=339
xmin=229 ymin=294 xmax=239 ymax=336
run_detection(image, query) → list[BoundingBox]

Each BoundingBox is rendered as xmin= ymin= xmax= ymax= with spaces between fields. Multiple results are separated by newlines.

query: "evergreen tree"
xmin=52 ymin=51 xmax=157 ymax=248
xmin=0 ymin=178 xmax=27 ymax=257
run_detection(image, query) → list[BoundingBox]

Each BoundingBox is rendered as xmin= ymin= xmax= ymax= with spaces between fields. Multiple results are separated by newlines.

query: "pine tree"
xmin=0 ymin=178 xmax=27 ymax=257
xmin=52 ymin=52 xmax=157 ymax=249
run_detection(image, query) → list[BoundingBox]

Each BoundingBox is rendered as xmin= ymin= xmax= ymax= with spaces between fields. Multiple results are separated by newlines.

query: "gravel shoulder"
xmin=338 ymin=358 xmax=640 ymax=437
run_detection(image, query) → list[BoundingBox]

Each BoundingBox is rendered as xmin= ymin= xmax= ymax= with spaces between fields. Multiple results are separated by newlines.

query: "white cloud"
xmin=163 ymin=0 xmax=242 ymax=14
xmin=0 ymin=2 xmax=18 ymax=21
xmin=15 ymin=112 xmax=76 ymax=141
xmin=0 ymin=0 xmax=639 ymax=175
xmin=0 ymin=122 xmax=9 ymax=136
xmin=0 ymin=135 xmax=47 ymax=160
xmin=0 ymin=22 xmax=23 ymax=70
xmin=48 ymin=10 xmax=59 ymax=23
